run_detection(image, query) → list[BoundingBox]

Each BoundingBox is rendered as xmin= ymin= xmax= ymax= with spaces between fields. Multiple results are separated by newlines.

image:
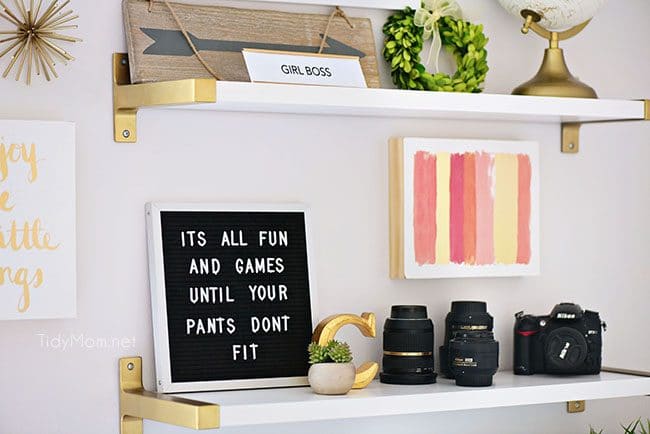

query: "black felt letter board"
xmin=159 ymin=210 xmax=313 ymax=383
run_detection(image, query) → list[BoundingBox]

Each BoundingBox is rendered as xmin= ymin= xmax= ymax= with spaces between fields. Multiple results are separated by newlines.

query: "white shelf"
xmin=159 ymin=81 xmax=646 ymax=124
xmin=173 ymin=371 xmax=650 ymax=427
xmin=247 ymin=0 xmax=418 ymax=9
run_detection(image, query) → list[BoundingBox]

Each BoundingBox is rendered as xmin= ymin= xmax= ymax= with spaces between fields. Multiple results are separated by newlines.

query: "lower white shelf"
xmin=173 ymin=371 xmax=650 ymax=427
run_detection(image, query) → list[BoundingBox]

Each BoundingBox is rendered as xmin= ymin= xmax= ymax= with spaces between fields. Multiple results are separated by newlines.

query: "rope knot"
xmin=318 ymin=6 xmax=356 ymax=54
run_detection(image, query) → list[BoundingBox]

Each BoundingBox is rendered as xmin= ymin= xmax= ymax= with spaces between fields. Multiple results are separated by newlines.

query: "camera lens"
xmin=380 ymin=305 xmax=437 ymax=385
xmin=440 ymin=301 xmax=494 ymax=378
xmin=448 ymin=330 xmax=499 ymax=387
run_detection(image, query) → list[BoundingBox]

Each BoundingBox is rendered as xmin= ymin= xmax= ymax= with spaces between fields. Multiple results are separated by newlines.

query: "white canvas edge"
xmin=400 ymin=137 xmax=540 ymax=279
xmin=145 ymin=202 xmax=319 ymax=393
xmin=68 ymin=122 xmax=77 ymax=319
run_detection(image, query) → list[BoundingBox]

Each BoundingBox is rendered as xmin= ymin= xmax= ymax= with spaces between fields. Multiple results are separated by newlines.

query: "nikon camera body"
xmin=514 ymin=303 xmax=604 ymax=376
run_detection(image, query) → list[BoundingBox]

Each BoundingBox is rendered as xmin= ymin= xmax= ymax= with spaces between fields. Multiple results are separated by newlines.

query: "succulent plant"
xmin=328 ymin=341 xmax=353 ymax=363
xmin=308 ymin=340 xmax=353 ymax=364
xmin=308 ymin=342 xmax=329 ymax=364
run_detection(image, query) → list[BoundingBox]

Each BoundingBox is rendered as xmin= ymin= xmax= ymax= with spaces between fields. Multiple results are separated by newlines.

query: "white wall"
xmin=0 ymin=1 xmax=648 ymax=433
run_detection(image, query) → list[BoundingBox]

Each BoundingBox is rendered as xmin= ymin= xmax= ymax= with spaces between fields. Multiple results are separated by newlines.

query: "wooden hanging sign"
xmin=123 ymin=0 xmax=380 ymax=87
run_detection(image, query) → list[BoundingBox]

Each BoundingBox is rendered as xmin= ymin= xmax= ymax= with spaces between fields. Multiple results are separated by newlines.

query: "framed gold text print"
xmin=0 ymin=120 xmax=76 ymax=319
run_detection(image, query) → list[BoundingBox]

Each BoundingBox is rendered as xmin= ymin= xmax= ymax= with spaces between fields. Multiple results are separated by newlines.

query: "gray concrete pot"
xmin=308 ymin=362 xmax=355 ymax=395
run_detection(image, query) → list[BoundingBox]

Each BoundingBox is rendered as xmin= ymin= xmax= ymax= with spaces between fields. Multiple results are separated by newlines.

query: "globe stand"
xmin=512 ymin=10 xmax=597 ymax=99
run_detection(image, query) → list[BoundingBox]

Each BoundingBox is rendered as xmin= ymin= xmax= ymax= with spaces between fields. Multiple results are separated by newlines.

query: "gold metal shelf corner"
xmin=567 ymin=400 xmax=586 ymax=413
xmin=561 ymin=100 xmax=650 ymax=153
xmin=119 ymin=357 xmax=220 ymax=434
xmin=113 ymin=53 xmax=216 ymax=143
xmin=561 ymin=365 xmax=650 ymax=413
xmin=564 ymin=367 xmax=650 ymax=414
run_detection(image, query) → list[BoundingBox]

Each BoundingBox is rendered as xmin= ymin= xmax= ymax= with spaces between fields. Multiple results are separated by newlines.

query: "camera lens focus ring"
xmin=383 ymin=331 xmax=434 ymax=352
xmin=382 ymin=354 xmax=434 ymax=370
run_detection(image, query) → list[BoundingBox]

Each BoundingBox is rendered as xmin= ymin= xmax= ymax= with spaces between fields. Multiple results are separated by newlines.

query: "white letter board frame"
xmin=146 ymin=202 xmax=318 ymax=393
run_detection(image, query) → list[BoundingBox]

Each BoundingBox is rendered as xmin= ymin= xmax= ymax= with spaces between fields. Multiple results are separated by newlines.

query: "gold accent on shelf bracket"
xmin=112 ymin=53 xmax=216 ymax=143
xmin=119 ymin=357 xmax=220 ymax=434
xmin=561 ymin=101 xmax=649 ymax=153
xmin=567 ymin=400 xmax=586 ymax=413
xmin=561 ymin=123 xmax=581 ymax=153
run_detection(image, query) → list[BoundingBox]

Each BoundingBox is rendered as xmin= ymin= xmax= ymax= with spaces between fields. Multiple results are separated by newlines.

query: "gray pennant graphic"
xmin=140 ymin=28 xmax=367 ymax=59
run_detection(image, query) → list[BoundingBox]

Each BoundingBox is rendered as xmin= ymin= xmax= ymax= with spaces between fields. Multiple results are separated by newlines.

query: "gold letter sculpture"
xmin=311 ymin=312 xmax=378 ymax=389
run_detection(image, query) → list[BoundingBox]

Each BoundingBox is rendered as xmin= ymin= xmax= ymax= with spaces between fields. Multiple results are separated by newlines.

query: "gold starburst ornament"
xmin=0 ymin=0 xmax=80 ymax=85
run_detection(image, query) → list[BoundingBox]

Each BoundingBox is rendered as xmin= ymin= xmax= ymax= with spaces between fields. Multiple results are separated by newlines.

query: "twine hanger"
xmin=318 ymin=6 xmax=356 ymax=54
xmin=146 ymin=1 xmax=356 ymax=78
xmin=148 ymin=0 xmax=221 ymax=80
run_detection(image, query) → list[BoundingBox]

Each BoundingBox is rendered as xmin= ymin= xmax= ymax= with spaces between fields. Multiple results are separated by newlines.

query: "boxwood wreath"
xmin=383 ymin=7 xmax=488 ymax=92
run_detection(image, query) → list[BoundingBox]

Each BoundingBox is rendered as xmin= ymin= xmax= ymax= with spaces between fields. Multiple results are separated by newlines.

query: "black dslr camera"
xmin=514 ymin=303 xmax=605 ymax=376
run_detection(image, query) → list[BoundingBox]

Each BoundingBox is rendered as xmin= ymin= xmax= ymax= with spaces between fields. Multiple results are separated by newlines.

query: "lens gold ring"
xmin=383 ymin=351 xmax=433 ymax=356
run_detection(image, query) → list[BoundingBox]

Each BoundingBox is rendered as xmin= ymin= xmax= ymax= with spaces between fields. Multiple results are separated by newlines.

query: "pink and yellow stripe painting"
xmin=413 ymin=150 xmax=532 ymax=266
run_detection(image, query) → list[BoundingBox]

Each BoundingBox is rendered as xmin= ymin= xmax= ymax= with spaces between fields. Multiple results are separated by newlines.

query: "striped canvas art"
xmin=390 ymin=138 xmax=539 ymax=279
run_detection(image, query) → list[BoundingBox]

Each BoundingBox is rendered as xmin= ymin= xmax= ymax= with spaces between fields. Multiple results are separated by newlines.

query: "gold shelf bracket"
xmin=561 ymin=100 xmax=650 ymax=153
xmin=564 ymin=367 xmax=650 ymax=414
xmin=567 ymin=400 xmax=586 ymax=413
xmin=112 ymin=53 xmax=216 ymax=143
xmin=561 ymin=122 xmax=581 ymax=153
xmin=119 ymin=357 xmax=220 ymax=434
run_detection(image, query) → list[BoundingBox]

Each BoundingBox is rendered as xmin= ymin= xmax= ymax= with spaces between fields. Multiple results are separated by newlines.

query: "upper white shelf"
xmin=173 ymin=371 xmax=650 ymax=428
xmin=244 ymin=0 xmax=419 ymax=9
xmin=158 ymin=81 xmax=646 ymax=124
